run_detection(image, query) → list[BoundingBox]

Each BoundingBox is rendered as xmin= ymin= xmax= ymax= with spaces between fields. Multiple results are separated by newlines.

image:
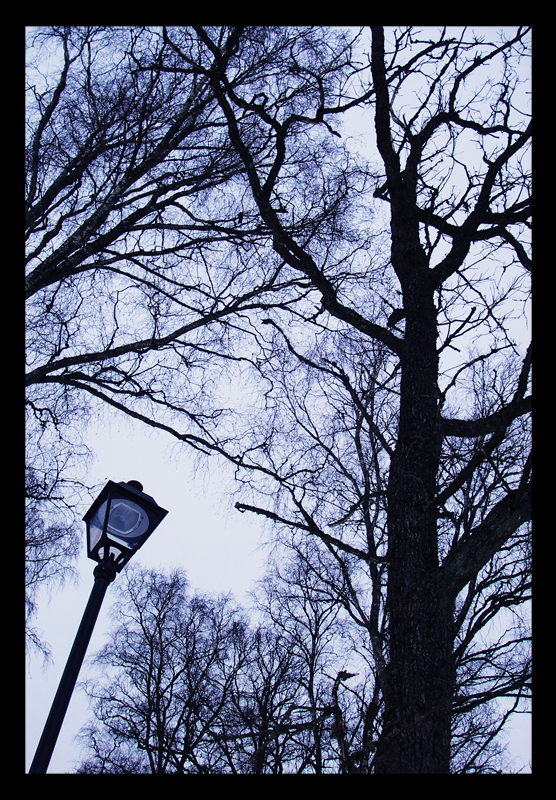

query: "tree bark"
xmin=373 ymin=284 xmax=454 ymax=773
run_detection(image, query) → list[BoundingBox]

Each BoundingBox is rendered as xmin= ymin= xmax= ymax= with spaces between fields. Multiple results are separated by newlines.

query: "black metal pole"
xmin=29 ymin=560 xmax=117 ymax=774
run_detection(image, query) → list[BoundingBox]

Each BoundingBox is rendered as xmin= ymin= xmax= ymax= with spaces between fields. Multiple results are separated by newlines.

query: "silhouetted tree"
xmin=77 ymin=563 xmax=370 ymax=773
xmin=25 ymin=456 xmax=85 ymax=658
xmin=77 ymin=567 xmax=251 ymax=773
xmin=25 ymin=24 xmax=363 ymax=608
xmin=248 ymin=543 xmax=358 ymax=773
xmin=27 ymin=27 xmax=531 ymax=772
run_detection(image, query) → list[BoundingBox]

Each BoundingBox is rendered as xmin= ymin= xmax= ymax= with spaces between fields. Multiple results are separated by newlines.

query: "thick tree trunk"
xmin=374 ymin=288 xmax=455 ymax=773
xmin=374 ymin=574 xmax=454 ymax=773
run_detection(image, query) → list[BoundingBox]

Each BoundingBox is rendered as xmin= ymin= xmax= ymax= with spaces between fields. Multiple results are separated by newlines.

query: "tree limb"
xmin=440 ymin=481 xmax=531 ymax=598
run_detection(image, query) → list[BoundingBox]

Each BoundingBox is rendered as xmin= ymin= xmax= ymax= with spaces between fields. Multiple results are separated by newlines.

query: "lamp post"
xmin=29 ymin=480 xmax=168 ymax=774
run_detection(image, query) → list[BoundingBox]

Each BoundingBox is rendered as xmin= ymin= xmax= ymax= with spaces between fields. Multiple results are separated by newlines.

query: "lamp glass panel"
xmin=89 ymin=497 xmax=150 ymax=553
xmin=108 ymin=500 xmax=144 ymax=538
xmin=107 ymin=499 xmax=149 ymax=542
xmin=88 ymin=501 xmax=108 ymax=552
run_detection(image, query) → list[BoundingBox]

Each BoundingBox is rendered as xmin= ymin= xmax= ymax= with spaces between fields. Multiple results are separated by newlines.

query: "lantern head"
xmin=83 ymin=480 xmax=168 ymax=572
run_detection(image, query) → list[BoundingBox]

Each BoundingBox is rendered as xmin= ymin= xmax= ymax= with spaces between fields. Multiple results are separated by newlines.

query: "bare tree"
xmin=202 ymin=26 xmax=531 ymax=773
xmin=25 ymin=436 xmax=87 ymax=658
xmin=77 ymin=567 xmax=251 ymax=773
xmin=25 ymin=25 xmax=363 ymax=605
xmin=76 ymin=560 xmax=369 ymax=774
xmin=248 ymin=544 xmax=359 ymax=773
xmin=219 ymin=624 xmax=310 ymax=774
xmin=27 ymin=27 xmax=531 ymax=772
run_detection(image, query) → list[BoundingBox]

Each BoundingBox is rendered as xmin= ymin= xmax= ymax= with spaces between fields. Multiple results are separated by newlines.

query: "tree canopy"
xmin=26 ymin=26 xmax=531 ymax=773
xmin=77 ymin=564 xmax=355 ymax=774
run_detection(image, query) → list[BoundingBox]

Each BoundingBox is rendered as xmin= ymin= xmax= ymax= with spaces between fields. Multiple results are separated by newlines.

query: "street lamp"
xmin=29 ymin=480 xmax=168 ymax=774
